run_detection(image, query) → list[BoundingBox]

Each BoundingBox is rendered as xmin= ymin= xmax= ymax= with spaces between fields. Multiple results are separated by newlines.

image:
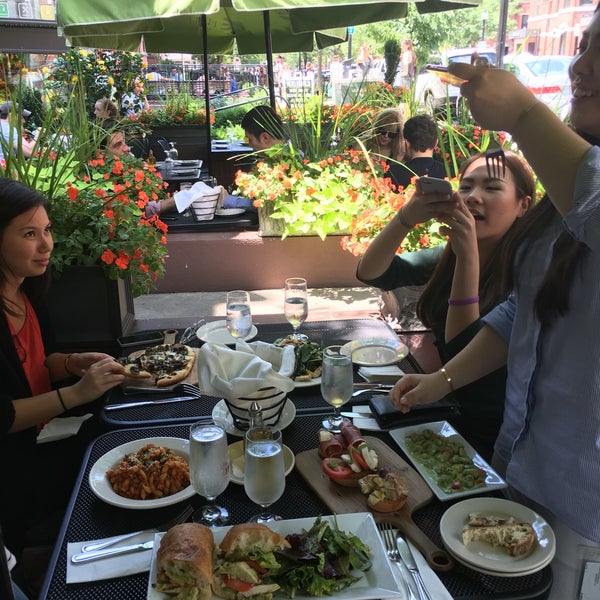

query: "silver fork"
xmin=80 ymin=504 xmax=193 ymax=553
xmin=180 ymin=319 xmax=205 ymax=344
xmin=377 ymin=522 xmax=419 ymax=600
xmin=122 ymin=383 xmax=202 ymax=396
xmin=485 ymin=147 xmax=506 ymax=180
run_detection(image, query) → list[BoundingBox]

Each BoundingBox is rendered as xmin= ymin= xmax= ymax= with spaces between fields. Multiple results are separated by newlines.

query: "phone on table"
xmin=419 ymin=176 xmax=453 ymax=197
xmin=426 ymin=64 xmax=466 ymax=87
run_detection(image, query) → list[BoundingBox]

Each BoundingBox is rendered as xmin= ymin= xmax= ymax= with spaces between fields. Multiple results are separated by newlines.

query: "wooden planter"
xmin=46 ymin=265 xmax=135 ymax=355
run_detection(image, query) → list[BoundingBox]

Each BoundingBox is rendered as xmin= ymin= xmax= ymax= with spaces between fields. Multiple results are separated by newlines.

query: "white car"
xmin=503 ymin=53 xmax=572 ymax=119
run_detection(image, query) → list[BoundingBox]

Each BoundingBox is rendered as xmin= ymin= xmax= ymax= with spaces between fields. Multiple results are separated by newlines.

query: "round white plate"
xmin=196 ymin=320 xmax=258 ymax=345
xmin=294 ymin=376 xmax=321 ymax=389
xmin=212 ymin=398 xmax=296 ymax=437
xmin=228 ymin=441 xmax=295 ymax=484
xmin=88 ymin=437 xmax=194 ymax=509
xmin=439 ymin=497 xmax=556 ymax=574
xmin=340 ymin=338 xmax=409 ymax=366
xmin=216 ymin=208 xmax=245 ymax=217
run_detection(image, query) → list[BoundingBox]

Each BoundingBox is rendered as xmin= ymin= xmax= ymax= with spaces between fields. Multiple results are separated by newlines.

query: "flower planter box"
xmin=46 ymin=265 xmax=135 ymax=355
xmin=148 ymin=125 xmax=209 ymax=162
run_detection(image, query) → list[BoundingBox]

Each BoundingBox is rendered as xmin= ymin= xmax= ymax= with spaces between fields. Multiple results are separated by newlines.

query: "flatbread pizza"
xmin=120 ymin=343 xmax=196 ymax=387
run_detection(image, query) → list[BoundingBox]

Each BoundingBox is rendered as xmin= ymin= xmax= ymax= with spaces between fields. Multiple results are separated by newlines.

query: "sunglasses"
xmin=375 ymin=128 xmax=399 ymax=139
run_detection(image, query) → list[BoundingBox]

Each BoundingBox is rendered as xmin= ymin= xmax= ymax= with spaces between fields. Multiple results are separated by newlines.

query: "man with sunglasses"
xmin=388 ymin=114 xmax=447 ymax=189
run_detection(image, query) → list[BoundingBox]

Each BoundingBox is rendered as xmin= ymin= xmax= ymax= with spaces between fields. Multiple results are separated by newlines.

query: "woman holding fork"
xmin=390 ymin=5 xmax=600 ymax=596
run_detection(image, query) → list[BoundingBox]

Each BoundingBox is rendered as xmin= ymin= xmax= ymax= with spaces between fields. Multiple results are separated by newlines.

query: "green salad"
xmin=274 ymin=336 xmax=324 ymax=381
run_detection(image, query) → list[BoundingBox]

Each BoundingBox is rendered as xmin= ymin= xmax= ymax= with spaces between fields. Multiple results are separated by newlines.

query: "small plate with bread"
xmin=439 ymin=497 xmax=556 ymax=576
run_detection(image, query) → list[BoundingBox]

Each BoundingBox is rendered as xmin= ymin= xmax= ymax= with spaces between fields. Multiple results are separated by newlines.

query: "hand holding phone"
xmin=419 ymin=176 xmax=453 ymax=197
xmin=426 ymin=64 xmax=466 ymax=87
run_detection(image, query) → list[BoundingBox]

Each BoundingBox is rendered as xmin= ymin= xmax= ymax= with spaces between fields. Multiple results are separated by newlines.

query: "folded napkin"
xmin=358 ymin=365 xmax=404 ymax=383
xmin=66 ymin=532 xmax=154 ymax=583
xmin=174 ymin=182 xmax=224 ymax=213
xmin=387 ymin=533 xmax=452 ymax=600
xmin=36 ymin=413 xmax=93 ymax=444
xmin=198 ymin=342 xmax=295 ymax=399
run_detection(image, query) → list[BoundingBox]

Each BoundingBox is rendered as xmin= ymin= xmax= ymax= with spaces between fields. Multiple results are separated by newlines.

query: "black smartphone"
xmin=426 ymin=64 xmax=466 ymax=87
xmin=419 ymin=176 xmax=453 ymax=197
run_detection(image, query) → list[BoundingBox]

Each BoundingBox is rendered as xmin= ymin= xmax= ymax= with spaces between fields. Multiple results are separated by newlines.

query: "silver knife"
xmin=105 ymin=396 xmax=198 ymax=411
xmin=71 ymin=540 xmax=154 ymax=563
xmin=396 ymin=534 xmax=432 ymax=600
xmin=340 ymin=410 xmax=374 ymax=418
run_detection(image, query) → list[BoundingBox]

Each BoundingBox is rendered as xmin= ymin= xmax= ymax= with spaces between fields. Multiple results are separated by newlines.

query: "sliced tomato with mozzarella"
xmin=322 ymin=457 xmax=355 ymax=480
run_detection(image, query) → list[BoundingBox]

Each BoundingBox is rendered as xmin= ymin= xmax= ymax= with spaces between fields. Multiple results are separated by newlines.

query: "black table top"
xmin=39 ymin=418 xmax=552 ymax=600
xmin=161 ymin=207 xmax=258 ymax=233
xmin=101 ymin=319 xmax=426 ymax=428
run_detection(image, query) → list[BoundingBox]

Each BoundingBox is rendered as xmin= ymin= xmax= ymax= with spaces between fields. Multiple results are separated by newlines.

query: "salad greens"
xmin=268 ymin=516 xmax=372 ymax=597
xmin=274 ymin=337 xmax=324 ymax=379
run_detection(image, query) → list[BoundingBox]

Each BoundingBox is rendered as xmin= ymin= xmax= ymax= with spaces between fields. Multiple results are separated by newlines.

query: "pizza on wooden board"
xmin=120 ymin=343 xmax=196 ymax=387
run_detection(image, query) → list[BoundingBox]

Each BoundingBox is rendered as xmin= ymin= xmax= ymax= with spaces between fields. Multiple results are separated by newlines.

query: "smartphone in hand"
xmin=426 ymin=64 xmax=466 ymax=87
xmin=419 ymin=176 xmax=453 ymax=197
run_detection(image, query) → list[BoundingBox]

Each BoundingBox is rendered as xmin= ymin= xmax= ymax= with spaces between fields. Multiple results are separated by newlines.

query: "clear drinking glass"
xmin=189 ymin=420 xmax=230 ymax=526
xmin=226 ymin=290 xmax=252 ymax=340
xmin=244 ymin=427 xmax=285 ymax=523
xmin=284 ymin=277 xmax=308 ymax=341
xmin=169 ymin=141 xmax=178 ymax=160
xmin=320 ymin=345 xmax=354 ymax=432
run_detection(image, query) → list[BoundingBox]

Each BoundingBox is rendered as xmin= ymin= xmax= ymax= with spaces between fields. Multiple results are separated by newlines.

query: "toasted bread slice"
xmin=462 ymin=522 xmax=536 ymax=556
xmin=467 ymin=513 xmax=518 ymax=528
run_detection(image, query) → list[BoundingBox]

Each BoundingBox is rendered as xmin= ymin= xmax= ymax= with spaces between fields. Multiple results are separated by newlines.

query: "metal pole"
xmin=201 ymin=15 xmax=212 ymax=175
xmin=263 ymin=11 xmax=276 ymax=109
xmin=347 ymin=33 xmax=352 ymax=61
xmin=496 ymin=0 xmax=510 ymax=68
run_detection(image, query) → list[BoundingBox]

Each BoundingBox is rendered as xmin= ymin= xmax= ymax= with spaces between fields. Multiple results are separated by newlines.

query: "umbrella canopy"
xmin=57 ymin=0 xmax=481 ymax=54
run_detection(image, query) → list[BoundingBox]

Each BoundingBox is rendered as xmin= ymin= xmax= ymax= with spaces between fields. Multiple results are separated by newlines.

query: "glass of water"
xmin=244 ymin=427 xmax=285 ymax=523
xmin=320 ymin=345 xmax=354 ymax=432
xmin=189 ymin=420 xmax=230 ymax=526
xmin=284 ymin=277 xmax=308 ymax=341
xmin=226 ymin=290 xmax=252 ymax=341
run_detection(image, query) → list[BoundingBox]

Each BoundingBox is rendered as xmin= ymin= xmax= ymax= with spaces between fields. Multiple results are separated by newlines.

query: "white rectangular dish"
xmin=390 ymin=420 xmax=507 ymax=501
xmin=147 ymin=513 xmax=404 ymax=600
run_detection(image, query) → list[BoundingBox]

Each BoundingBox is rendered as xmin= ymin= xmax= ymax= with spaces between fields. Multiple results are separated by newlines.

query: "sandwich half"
xmin=153 ymin=522 xmax=214 ymax=600
xmin=213 ymin=523 xmax=291 ymax=600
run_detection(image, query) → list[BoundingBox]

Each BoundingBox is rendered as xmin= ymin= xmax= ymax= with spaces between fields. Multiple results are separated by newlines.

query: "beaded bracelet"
xmin=448 ymin=296 xmax=479 ymax=306
xmin=56 ymin=388 xmax=67 ymax=412
xmin=440 ymin=367 xmax=454 ymax=392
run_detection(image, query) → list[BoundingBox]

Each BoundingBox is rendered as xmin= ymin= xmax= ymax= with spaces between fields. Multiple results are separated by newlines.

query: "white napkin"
xmin=66 ymin=532 xmax=154 ymax=583
xmin=174 ymin=182 xmax=224 ymax=213
xmin=234 ymin=340 xmax=295 ymax=377
xmin=198 ymin=342 xmax=295 ymax=399
xmin=36 ymin=413 xmax=93 ymax=444
xmin=358 ymin=365 xmax=404 ymax=383
xmin=386 ymin=533 xmax=452 ymax=600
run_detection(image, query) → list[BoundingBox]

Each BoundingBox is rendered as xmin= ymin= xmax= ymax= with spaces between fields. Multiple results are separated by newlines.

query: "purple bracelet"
xmin=448 ymin=296 xmax=479 ymax=306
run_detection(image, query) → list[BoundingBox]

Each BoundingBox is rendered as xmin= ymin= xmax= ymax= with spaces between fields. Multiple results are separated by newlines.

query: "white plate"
xmin=440 ymin=497 xmax=556 ymax=575
xmin=228 ymin=441 xmax=295 ymax=484
xmin=88 ymin=437 xmax=194 ymax=509
xmin=294 ymin=376 xmax=321 ymax=388
xmin=147 ymin=513 xmax=403 ymax=600
xmin=212 ymin=398 xmax=297 ymax=437
xmin=341 ymin=338 xmax=408 ymax=366
xmin=196 ymin=320 xmax=258 ymax=345
xmin=389 ymin=421 xmax=507 ymax=501
xmin=215 ymin=208 xmax=245 ymax=217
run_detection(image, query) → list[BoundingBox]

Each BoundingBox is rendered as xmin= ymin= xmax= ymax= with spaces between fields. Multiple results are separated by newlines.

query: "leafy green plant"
xmin=384 ymin=39 xmax=401 ymax=86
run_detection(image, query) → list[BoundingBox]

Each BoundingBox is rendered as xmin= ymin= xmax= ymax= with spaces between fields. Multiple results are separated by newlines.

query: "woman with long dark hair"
xmin=357 ymin=151 xmax=534 ymax=458
xmin=390 ymin=5 xmax=600 ymax=595
xmin=0 ymin=178 xmax=125 ymax=556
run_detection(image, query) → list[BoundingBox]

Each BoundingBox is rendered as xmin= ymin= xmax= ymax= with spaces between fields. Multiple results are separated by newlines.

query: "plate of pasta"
xmin=88 ymin=437 xmax=195 ymax=509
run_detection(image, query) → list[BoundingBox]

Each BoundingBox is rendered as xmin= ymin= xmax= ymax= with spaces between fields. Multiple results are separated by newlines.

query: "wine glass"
xmin=189 ymin=420 xmax=230 ymax=526
xmin=284 ymin=277 xmax=308 ymax=341
xmin=320 ymin=345 xmax=354 ymax=432
xmin=226 ymin=290 xmax=252 ymax=341
xmin=244 ymin=427 xmax=285 ymax=523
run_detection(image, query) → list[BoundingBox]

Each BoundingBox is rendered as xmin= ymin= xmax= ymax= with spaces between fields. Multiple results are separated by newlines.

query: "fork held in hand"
xmin=80 ymin=504 xmax=193 ymax=553
xmin=485 ymin=147 xmax=506 ymax=180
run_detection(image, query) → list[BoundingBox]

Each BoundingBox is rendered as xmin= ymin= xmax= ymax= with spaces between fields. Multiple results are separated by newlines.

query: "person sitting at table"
xmin=388 ymin=114 xmax=447 ymax=189
xmin=93 ymin=98 xmax=118 ymax=120
xmin=241 ymin=105 xmax=286 ymax=152
xmin=357 ymin=151 xmax=534 ymax=459
xmin=0 ymin=178 xmax=126 ymax=557
xmin=358 ymin=108 xmax=405 ymax=163
xmin=100 ymin=121 xmax=176 ymax=217
xmin=0 ymin=101 xmax=36 ymax=161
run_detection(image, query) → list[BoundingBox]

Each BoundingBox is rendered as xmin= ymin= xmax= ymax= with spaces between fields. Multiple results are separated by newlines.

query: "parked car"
xmin=413 ymin=46 xmax=497 ymax=114
xmin=503 ymin=53 xmax=572 ymax=119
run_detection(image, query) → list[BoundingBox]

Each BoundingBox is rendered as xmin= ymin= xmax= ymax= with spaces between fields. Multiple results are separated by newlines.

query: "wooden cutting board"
xmin=295 ymin=436 xmax=453 ymax=572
